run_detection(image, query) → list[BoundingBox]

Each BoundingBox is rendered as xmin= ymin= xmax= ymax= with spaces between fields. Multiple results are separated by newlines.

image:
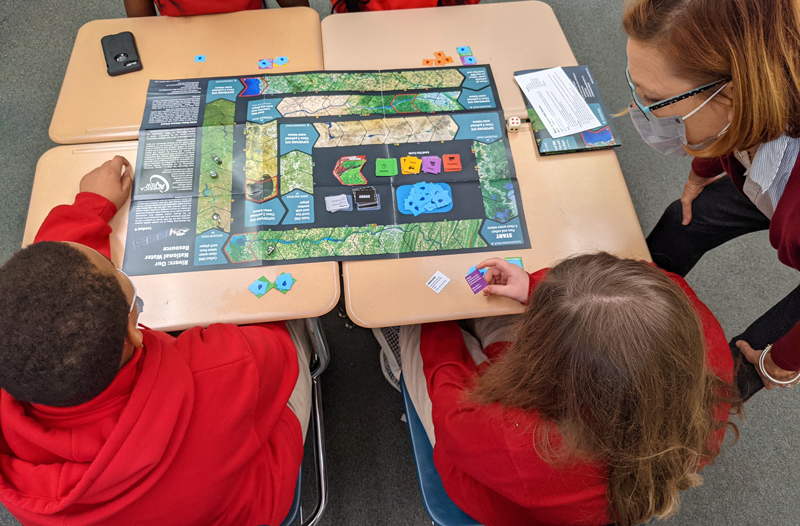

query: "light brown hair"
xmin=622 ymin=0 xmax=800 ymax=157
xmin=471 ymin=253 xmax=741 ymax=526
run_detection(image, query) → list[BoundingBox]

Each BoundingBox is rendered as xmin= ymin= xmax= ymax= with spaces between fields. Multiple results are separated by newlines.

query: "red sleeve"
xmin=770 ymin=326 xmax=800 ymax=370
xmin=691 ymin=157 xmax=726 ymax=178
xmin=764 ymin=191 xmax=800 ymax=370
xmin=525 ymin=268 xmax=549 ymax=304
xmin=33 ymin=192 xmax=118 ymax=258
xmin=420 ymin=322 xmax=528 ymax=491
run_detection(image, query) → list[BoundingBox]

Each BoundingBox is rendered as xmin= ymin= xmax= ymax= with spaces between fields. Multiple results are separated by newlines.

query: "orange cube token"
xmin=433 ymin=51 xmax=446 ymax=59
xmin=434 ymin=58 xmax=446 ymax=66
xmin=443 ymin=154 xmax=462 ymax=172
xmin=444 ymin=56 xmax=454 ymax=64
xmin=422 ymin=59 xmax=434 ymax=66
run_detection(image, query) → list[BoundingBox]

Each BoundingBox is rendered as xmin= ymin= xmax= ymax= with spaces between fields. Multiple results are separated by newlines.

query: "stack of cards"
xmin=401 ymin=156 xmax=422 ymax=174
xmin=443 ymin=154 xmax=462 ymax=172
xmin=352 ymin=186 xmax=380 ymax=210
xmin=402 ymin=182 xmax=453 ymax=216
xmin=325 ymin=194 xmax=352 ymax=213
xmin=421 ymin=156 xmax=441 ymax=174
xmin=423 ymin=51 xmax=455 ymax=67
xmin=375 ymin=158 xmax=398 ymax=177
xmin=457 ymin=46 xmax=477 ymax=65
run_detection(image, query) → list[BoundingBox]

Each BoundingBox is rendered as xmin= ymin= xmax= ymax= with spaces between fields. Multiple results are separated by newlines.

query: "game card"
xmin=426 ymin=271 xmax=451 ymax=293
xmin=465 ymin=269 xmax=488 ymax=294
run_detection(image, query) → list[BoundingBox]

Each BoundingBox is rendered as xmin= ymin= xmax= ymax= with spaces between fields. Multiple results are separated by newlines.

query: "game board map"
xmin=123 ymin=66 xmax=529 ymax=276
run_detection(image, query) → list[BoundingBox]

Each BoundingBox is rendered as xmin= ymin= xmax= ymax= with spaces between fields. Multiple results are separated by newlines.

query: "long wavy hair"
xmin=470 ymin=253 xmax=742 ymax=526
xmin=622 ymin=0 xmax=800 ymax=157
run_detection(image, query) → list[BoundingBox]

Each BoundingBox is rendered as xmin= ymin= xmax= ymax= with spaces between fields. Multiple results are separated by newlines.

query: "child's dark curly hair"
xmin=0 ymin=242 xmax=129 ymax=407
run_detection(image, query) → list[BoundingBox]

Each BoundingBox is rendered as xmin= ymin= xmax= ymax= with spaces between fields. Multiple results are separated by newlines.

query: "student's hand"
xmin=737 ymin=340 xmax=800 ymax=390
xmin=477 ymin=258 xmax=529 ymax=303
xmin=79 ymin=156 xmax=134 ymax=210
xmin=681 ymin=170 xmax=726 ymax=225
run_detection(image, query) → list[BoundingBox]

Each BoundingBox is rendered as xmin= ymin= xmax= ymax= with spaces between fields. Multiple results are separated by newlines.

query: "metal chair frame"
xmin=280 ymin=317 xmax=330 ymax=526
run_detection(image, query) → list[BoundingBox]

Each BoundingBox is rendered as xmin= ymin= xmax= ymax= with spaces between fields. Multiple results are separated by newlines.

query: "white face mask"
xmin=629 ymin=82 xmax=730 ymax=157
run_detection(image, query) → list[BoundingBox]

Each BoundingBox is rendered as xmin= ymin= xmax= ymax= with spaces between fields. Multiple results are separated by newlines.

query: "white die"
xmin=506 ymin=116 xmax=521 ymax=133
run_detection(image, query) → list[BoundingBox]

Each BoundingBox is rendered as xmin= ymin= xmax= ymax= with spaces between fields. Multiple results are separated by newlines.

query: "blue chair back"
xmin=400 ymin=376 xmax=482 ymax=526
xmin=279 ymin=467 xmax=303 ymax=526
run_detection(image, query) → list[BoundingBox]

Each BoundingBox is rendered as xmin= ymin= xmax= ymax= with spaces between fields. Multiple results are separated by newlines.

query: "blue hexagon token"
xmin=274 ymin=56 xmax=289 ymax=66
xmin=258 ymin=58 xmax=273 ymax=70
xmin=456 ymin=46 xmax=472 ymax=56
xmin=194 ymin=55 xmax=206 ymax=62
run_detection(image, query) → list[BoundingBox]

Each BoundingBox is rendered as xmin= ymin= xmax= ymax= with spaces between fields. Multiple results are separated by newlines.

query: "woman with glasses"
xmin=623 ymin=0 xmax=800 ymax=399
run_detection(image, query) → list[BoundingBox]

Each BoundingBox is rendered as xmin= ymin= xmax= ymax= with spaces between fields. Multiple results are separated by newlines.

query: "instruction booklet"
xmin=514 ymin=65 xmax=621 ymax=156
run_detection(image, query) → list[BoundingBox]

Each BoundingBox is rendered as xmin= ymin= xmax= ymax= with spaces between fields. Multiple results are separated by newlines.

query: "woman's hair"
xmin=622 ymin=0 xmax=800 ymax=157
xmin=471 ymin=253 xmax=741 ymax=526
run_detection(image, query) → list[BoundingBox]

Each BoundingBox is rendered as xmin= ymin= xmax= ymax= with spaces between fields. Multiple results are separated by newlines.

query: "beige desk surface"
xmin=23 ymin=142 xmax=340 ymax=331
xmin=341 ymin=125 xmax=651 ymax=328
xmin=50 ymin=8 xmax=323 ymax=144
xmin=321 ymin=1 xmax=575 ymax=119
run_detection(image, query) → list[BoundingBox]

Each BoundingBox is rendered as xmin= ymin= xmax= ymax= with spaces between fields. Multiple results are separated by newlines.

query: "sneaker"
xmin=373 ymin=326 xmax=401 ymax=391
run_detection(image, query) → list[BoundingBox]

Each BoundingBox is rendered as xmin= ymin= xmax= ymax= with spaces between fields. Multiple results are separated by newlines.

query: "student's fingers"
xmin=482 ymin=267 xmax=503 ymax=284
xmin=477 ymin=257 xmax=505 ymax=270
xmin=120 ymin=167 xmax=134 ymax=196
xmin=483 ymin=283 xmax=526 ymax=303
xmin=108 ymin=155 xmax=128 ymax=176
xmin=479 ymin=258 xmax=518 ymax=277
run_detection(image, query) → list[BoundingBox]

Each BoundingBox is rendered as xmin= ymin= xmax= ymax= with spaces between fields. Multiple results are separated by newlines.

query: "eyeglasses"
xmin=117 ymin=268 xmax=144 ymax=316
xmin=626 ymin=67 xmax=729 ymax=121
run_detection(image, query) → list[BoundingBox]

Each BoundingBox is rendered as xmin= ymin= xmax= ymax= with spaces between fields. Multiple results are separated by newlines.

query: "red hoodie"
xmin=331 ymin=0 xmax=478 ymax=13
xmin=154 ymin=0 xmax=262 ymax=16
xmin=0 ymin=192 xmax=303 ymax=526
xmin=421 ymin=269 xmax=734 ymax=526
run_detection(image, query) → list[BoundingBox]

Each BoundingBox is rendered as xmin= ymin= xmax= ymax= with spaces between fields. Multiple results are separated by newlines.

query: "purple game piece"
xmin=421 ymin=156 xmax=442 ymax=175
xmin=465 ymin=269 xmax=488 ymax=294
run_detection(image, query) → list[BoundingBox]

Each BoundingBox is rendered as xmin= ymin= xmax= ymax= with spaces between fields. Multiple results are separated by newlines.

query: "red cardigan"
xmin=421 ymin=269 xmax=734 ymax=526
xmin=693 ymin=155 xmax=800 ymax=370
xmin=154 ymin=0 xmax=261 ymax=16
xmin=0 ymin=193 xmax=302 ymax=526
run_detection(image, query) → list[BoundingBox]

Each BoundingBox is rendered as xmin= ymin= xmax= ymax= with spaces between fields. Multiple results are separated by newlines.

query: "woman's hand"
xmin=737 ymin=340 xmax=800 ymax=390
xmin=681 ymin=170 xmax=726 ymax=225
xmin=477 ymin=258 xmax=529 ymax=303
xmin=79 ymin=156 xmax=134 ymax=210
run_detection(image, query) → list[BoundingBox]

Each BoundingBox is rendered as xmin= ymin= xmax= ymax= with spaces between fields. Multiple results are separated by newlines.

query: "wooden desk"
xmin=23 ymin=142 xmax=340 ymax=331
xmin=321 ymin=1 xmax=574 ymax=119
xmin=324 ymin=1 xmax=648 ymax=327
xmin=50 ymin=8 xmax=324 ymax=144
xmin=341 ymin=125 xmax=650 ymax=327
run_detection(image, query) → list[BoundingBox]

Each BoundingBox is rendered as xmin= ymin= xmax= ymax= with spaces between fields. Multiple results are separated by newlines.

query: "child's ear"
xmin=126 ymin=314 xmax=143 ymax=349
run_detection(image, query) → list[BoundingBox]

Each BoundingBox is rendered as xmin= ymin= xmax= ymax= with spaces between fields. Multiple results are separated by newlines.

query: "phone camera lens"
xmin=114 ymin=53 xmax=129 ymax=62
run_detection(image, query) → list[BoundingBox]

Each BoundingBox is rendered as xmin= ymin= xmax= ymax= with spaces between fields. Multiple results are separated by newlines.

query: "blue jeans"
xmin=647 ymin=176 xmax=800 ymax=400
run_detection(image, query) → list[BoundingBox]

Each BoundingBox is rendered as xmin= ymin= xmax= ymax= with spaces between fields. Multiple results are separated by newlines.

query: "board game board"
xmin=123 ymin=66 xmax=529 ymax=276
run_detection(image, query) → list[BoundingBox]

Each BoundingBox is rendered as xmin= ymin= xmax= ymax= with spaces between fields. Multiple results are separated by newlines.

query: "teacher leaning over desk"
xmin=622 ymin=0 xmax=800 ymax=399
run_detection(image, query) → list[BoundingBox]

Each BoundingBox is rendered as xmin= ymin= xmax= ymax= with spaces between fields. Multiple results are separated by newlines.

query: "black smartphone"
xmin=101 ymin=31 xmax=143 ymax=76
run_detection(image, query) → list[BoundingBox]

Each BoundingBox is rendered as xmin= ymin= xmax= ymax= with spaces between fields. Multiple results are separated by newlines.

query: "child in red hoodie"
xmin=401 ymin=254 xmax=741 ymax=526
xmin=124 ymin=0 xmax=309 ymax=17
xmin=331 ymin=0 xmax=478 ymax=13
xmin=0 ymin=156 xmax=311 ymax=526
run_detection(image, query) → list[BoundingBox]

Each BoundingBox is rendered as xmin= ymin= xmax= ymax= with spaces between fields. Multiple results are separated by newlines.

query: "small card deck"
xmin=352 ymin=186 xmax=380 ymax=210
